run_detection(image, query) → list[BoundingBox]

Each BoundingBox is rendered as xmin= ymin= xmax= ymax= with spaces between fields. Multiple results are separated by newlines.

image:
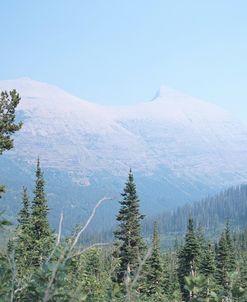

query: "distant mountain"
xmin=1 ymin=78 xmax=247 ymax=231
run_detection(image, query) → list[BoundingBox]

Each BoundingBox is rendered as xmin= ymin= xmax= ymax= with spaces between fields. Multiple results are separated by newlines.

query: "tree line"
xmin=143 ymin=184 xmax=247 ymax=237
xmin=1 ymin=166 xmax=247 ymax=301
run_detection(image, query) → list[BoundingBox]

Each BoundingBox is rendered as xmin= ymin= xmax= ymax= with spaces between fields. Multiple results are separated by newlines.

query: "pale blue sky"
xmin=1 ymin=1 xmax=247 ymax=120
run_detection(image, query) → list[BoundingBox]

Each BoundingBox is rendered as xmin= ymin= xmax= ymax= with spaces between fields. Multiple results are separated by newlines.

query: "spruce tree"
xmin=15 ymin=187 xmax=33 ymax=275
xmin=113 ymin=169 xmax=145 ymax=285
xmin=199 ymin=242 xmax=217 ymax=300
xmin=200 ymin=242 xmax=216 ymax=278
xmin=225 ymin=221 xmax=236 ymax=270
xmin=0 ymin=89 xmax=22 ymax=226
xmin=18 ymin=187 xmax=30 ymax=227
xmin=177 ymin=217 xmax=201 ymax=301
xmin=216 ymin=223 xmax=236 ymax=298
xmin=0 ymin=90 xmax=22 ymax=155
xmin=240 ymin=253 xmax=247 ymax=295
xmin=30 ymin=158 xmax=54 ymax=266
xmin=143 ymin=222 xmax=164 ymax=299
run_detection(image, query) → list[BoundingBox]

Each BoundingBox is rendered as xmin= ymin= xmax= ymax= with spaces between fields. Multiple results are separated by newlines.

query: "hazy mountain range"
xmin=1 ymin=78 xmax=247 ymax=231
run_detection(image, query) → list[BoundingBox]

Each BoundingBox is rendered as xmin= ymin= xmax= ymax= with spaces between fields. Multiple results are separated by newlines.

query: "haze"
xmin=1 ymin=1 xmax=247 ymax=122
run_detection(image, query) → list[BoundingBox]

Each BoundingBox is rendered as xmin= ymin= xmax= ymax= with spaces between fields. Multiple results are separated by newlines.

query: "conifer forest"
xmin=1 ymin=91 xmax=247 ymax=302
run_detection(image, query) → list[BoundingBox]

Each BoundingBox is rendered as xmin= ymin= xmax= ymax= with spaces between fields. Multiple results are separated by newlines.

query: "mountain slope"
xmin=1 ymin=78 xmax=247 ymax=230
xmin=115 ymin=86 xmax=247 ymax=185
xmin=151 ymin=184 xmax=247 ymax=234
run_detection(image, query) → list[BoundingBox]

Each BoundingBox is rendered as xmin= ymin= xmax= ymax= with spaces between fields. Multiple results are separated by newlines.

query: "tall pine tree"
xmin=113 ymin=169 xmax=145 ymax=285
xmin=177 ymin=217 xmax=201 ymax=301
xmin=216 ymin=223 xmax=236 ymax=298
xmin=143 ymin=222 xmax=164 ymax=300
xmin=199 ymin=242 xmax=217 ymax=300
xmin=15 ymin=187 xmax=32 ymax=275
xmin=225 ymin=221 xmax=236 ymax=270
xmin=30 ymin=158 xmax=54 ymax=266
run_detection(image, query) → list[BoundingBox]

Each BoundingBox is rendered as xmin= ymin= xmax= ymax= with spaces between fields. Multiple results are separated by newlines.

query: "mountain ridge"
xmin=1 ymin=78 xmax=247 ymax=230
xmin=1 ymin=77 xmax=247 ymax=184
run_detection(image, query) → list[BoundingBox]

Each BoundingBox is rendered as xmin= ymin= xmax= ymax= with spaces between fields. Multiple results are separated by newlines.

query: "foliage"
xmin=0 ymin=89 xmax=22 ymax=155
xmin=1 ymin=157 xmax=247 ymax=301
xmin=141 ymin=222 xmax=165 ymax=299
xmin=177 ymin=217 xmax=201 ymax=300
xmin=30 ymin=158 xmax=54 ymax=266
xmin=14 ymin=187 xmax=33 ymax=277
xmin=0 ymin=89 xmax=22 ymax=228
xmin=113 ymin=169 xmax=145 ymax=286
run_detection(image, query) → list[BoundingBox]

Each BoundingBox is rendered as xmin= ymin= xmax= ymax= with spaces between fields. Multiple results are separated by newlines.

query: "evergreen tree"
xmin=18 ymin=187 xmax=30 ymax=227
xmin=113 ymin=169 xmax=145 ymax=285
xmin=196 ymin=224 xmax=207 ymax=254
xmin=199 ymin=242 xmax=217 ymax=300
xmin=200 ymin=243 xmax=216 ymax=278
xmin=0 ymin=90 xmax=22 ymax=155
xmin=15 ymin=187 xmax=33 ymax=275
xmin=143 ymin=222 xmax=164 ymax=299
xmin=30 ymin=158 xmax=54 ymax=266
xmin=163 ymin=253 xmax=180 ymax=298
xmin=225 ymin=221 xmax=236 ymax=270
xmin=0 ymin=89 xmax=22 ymax=226
xmin=239 ymin=253 xmax=247 ymax=295
xmin=216 ymin=223 xmax=236 ymax=298
xmin=216 ymin=230 xmax=229 ymax=289
xmin=177 ymin=217 xmax=201 ymax=301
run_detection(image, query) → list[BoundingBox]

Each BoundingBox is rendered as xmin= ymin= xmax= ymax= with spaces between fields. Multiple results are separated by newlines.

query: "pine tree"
xmin=177 ymin=217 xmax=201 ymax=301
xmin=15 ymin=187 xmax=33 ymax=275
xmin=163 ymin=252 xmax=180 ymax=298
xmin=30 ymin=158 xmax=54 ymax=266
xmin=0 ymin=89 xmax=22 ymax=226
xmin=200 ymin=242 xmax=216 ymax=278
xmin=18 ymin=187 xmax=30 ymax=227
xmin=143 ymin=222 xmax=164 ymax=299
xmin=113 ymin=169 xmax=145 ymax=286
xmin=216 ymin=231 xmax=228 ymax=289
xmin=225 ymin=221 xmax=236 ymax=270
xmin=239 ymin=253 xmax=247 ymax=295
xmin=196 ymin=224 xmax=207 ymax=254
xmin=199 ymin=242 xmax=217 ymax=300
xmin=216 ymin=223 xmax=236 ymax=299
xmin=0 ymin=90 xmax=22 ymax=155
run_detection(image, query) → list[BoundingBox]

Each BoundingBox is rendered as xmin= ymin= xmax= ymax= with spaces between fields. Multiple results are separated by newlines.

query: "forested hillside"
xmin=143 ymin=184 xmax=247 ymax=236
xmin=88 ymin=184 xmax=247 ymax=246
xmin=2 ymin=162 xmax=247 ymax=301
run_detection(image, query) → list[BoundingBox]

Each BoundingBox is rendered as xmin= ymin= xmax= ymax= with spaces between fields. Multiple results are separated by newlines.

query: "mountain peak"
xmin=158 ymin=85 xmax=176 ymax=96
xmin=151 ymin=85 xmax=186 ymax=102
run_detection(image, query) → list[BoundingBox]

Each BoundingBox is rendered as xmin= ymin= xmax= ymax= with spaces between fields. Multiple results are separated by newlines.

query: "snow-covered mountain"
xmin=1 ymin=78 xmax=247 ymax=229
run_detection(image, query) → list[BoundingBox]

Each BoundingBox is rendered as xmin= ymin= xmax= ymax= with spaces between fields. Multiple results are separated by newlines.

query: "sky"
xmin=1 ymin=0 xmax=247 ymax=121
